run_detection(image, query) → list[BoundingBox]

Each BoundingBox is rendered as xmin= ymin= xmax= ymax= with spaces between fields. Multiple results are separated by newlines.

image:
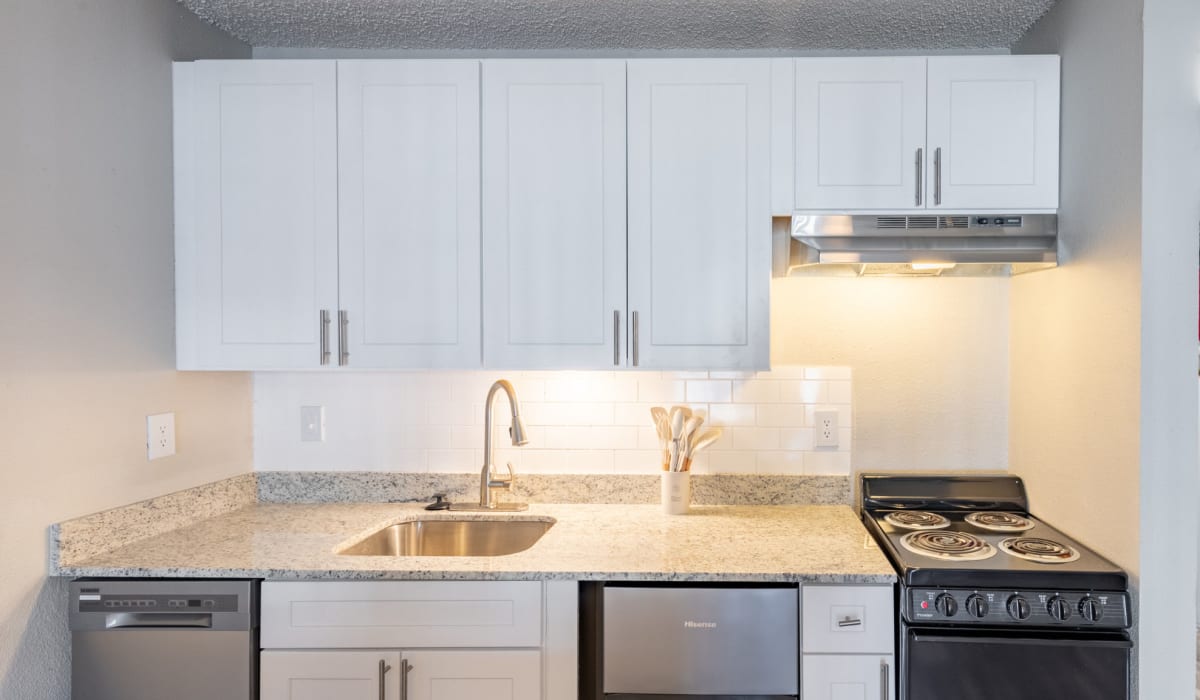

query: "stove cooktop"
xmin=865 ymin=510 xmax=1127 ymax=590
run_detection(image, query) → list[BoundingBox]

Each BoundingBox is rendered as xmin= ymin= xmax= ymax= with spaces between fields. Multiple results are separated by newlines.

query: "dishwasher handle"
xmin=105 ymin=612 xmax=213 ymax=629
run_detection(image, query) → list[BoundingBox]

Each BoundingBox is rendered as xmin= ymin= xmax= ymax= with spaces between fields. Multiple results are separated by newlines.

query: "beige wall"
xmin=1015 ymin=0 xmax=1200 ymax=697
xmin=771 ymin=272 xmax=1010 ymax=473
xmin=0 ymin=1 xmax=251 ymax=697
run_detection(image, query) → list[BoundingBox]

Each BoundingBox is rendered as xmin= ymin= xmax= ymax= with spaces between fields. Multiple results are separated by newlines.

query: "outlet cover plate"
xmin=147 ymin=412 xmax=176 ymax=460
xmin=814 ymin=409 xmax=838 ymax=448
xmin=300 ymin=405 xmax=325 ymax=442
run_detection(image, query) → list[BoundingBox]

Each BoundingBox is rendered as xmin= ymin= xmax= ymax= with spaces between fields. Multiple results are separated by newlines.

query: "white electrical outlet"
xmin=300 ymin=405 xmax=325 ymax=442
xmin=814 ymin=410 xmax=839 ymax=448
xmin=147 ymin=412 xmax=176 ymax=460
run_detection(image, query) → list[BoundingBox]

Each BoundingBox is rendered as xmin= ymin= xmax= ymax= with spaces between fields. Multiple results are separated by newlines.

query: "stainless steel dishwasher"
xmin=69 ymin=580 xmax=257 ymax=700
xmin=581 ymin=582 xmax=800 ymax=698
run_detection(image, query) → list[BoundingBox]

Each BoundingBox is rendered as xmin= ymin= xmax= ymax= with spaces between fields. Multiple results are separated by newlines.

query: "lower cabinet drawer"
xmin=802 ymin=585 xmax=894 ymax=654
xmin=261 ymin=649 xmax=542 ymax=700
xmin=802 ymin=654 xmax=895 ymax=700
xmin=261 ymin=581 xmax=543 ymax=649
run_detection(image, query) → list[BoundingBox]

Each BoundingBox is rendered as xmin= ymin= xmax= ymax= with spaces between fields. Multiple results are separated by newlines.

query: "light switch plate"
xmin=301 ymin=406 xmax=325 ymax=442
xmin=147 ymin=412 xmax=175 ymax=460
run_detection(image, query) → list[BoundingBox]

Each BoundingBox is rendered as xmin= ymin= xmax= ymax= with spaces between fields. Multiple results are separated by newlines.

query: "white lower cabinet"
xmin=261 ymin=649 xmax=540 ymax=700
xmin=260 ymin=581 xmax=577 ymax=700
xmin=800 ymin=584 xmax=896 ymax=700
xmin=802 ymin=654 xmax=894 ymax=700
xmin=405 ymin=650 xmax=541 ymax=700
xmin=261 ymin=650 xmax=402 ymax=700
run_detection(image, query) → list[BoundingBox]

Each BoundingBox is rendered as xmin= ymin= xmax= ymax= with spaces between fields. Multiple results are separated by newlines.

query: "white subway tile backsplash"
xmin=756 ymin=404 xmax=808 ymax=428
xmin=803 ymin=450 xmax=852 ymax=475
xmin=731 ymin=379 xmax=780 ymax=403
xmin=637 ymin=379 xmax=688 ymax=403
xmin=730 ymin=427 xmax=781 ymax=451
xmin=686 ymin=380 xmax=732 ymax=403
xmin=708 ymin=403 xmax=757 ymax=427
xmin=778 ymin=380 xmax=826 ymax=404
xmin=253 ymin=366 xmax=852 ymax=476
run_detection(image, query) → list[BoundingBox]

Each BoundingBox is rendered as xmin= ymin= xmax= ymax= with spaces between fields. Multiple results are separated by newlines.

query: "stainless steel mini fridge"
xmin=69 ymin=579 xmax=257 ymax=700
xmin=601 ymin=584 xmax=799 ymax=697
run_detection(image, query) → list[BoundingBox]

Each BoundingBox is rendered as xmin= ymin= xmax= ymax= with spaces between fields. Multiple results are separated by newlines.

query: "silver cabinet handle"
xmin=934 ymin=147 xmax=942 ymax=206
xmin=338 ymin=310 xmax=349 ymax=366
xmin=379 ymin=658 xmax=391 ymax=700
xmin=838 ymin=616 xmax=863 ymax=627
xmin=631 ymin=311 xmax=640 ymax=367
xmin=915 ymin=148 xmax=923 ymax=206
xmin=400 ymin=658 xmax=413 ymax=700
xmin=613 ymin=310 xmax=620 ymax=366
xmin=319 ymin=310 xmax=331 ymax=366
xmin=880 ymin=658 xmax=890 ymax=700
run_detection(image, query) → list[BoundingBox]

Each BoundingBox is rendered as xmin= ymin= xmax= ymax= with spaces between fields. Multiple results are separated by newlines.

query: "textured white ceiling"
xmin=178 ymin=0 xmax=1057 ymax=50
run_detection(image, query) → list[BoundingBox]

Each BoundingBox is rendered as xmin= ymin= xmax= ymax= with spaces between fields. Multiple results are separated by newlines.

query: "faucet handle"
xmin=487 ymin=462 xmax=516 ymax=490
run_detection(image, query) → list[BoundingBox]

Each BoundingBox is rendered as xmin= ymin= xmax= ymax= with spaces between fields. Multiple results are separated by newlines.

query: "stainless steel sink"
xmin=337 ymin=518 xmax=554 ymax=557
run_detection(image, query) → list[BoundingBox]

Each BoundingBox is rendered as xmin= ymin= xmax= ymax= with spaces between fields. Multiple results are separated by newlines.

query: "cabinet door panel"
xmin=261 ymin=650 xmax=401 ymax=700
xmin=627 ymin=60 xmax=770 ymax=370
xmin=482 ymin=60 xmax=626 ymax=368
xmin=405 ymin=650 xmax=540 ymax=700
xmin=338 ymin=61 xmax=481 ymax=368
xmin=802 ymin=655 xmax=894 ymax=700
xmin=794 ymin=58 xmax=927 ymax=210
xmin=926 ymin=56 xmax=1059 ymax=210
xmin=177 ymin=60 xmax=338 ymax=369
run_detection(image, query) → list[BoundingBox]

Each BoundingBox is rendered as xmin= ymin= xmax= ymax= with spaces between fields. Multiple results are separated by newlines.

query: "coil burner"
xmin=999 ymin=537 xmax=1081 ymax=564
xmin=900 ymin=530 xmax=997 ymax=561
xmin=964 ymin=511 xmax=1035 ymax=532
xmin=883 ymin=511 xmax=951 ymax=531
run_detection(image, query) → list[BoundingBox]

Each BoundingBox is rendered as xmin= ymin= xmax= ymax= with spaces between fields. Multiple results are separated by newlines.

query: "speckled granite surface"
xmin=50 ymin=473 xmax=257 ymax=570
xmin=54 ymin=503 xmax=894 ymax=583
xmin=256 ymin=471 xmax=852 ymax=506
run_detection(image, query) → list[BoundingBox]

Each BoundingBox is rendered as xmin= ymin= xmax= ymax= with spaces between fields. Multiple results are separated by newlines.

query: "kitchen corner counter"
xmin=54 ymin=503 xmax=896 ymax=584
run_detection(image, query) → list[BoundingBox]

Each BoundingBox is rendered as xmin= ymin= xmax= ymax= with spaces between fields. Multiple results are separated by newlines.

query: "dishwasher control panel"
xmin=75 ymin=588 xmax=242 ymax=613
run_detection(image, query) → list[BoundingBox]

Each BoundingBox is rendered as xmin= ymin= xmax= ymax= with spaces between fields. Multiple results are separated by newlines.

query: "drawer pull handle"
xmin=838 ymin=616 xmax=863 ymax=627
xmin=880 ymin=658 xmax=890 ymax=700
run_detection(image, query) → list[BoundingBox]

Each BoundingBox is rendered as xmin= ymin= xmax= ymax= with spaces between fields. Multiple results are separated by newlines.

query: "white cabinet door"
xmin=627 ymin=60 xmax=771 ymax=370
xmin=793 ymin=58 xmax=927 ymax=210
xmin=338 ymin=61 xmax=481 ymax=368
xmin=802 ymin=655 xmax=894 ymax=700
xmin=404 ymin=650 xmax=541 ymax=700
xmin=926 ymin=56 xmax=1060 ymax=210
xmin=261 ymin=650 xmax=401 ymax=700
xmin=482 ymin=60 xmax=627 ymax=369
xmin=175 ymin=61 xmax=339 ymax=369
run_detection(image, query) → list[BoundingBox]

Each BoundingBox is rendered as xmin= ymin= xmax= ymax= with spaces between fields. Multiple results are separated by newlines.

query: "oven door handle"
xmin=909 ymin=631 xmax=1132 ymax=649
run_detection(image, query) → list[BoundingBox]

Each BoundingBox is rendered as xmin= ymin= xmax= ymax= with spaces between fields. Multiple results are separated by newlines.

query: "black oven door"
xmin=904 ymin=627 xmax=1131 ymax=700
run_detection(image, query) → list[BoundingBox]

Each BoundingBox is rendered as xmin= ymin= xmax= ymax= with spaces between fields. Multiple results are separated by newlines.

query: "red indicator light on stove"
xmin=921 ymin=601 xmax=929 ymax=610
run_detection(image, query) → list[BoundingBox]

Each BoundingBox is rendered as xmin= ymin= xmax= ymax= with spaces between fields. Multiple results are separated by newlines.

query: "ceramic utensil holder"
xmin=661 ymin=471 xmax=691 ymax=515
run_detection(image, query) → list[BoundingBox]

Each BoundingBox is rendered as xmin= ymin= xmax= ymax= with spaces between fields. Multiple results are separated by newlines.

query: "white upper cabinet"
xmin=926 ymin=55 xmax=1060 ymax=210
xmin=793 ymin=57 xmax=928 ymax=211
xmin=481 ymin=60 xmax=627 ymax=369
xmin=787 ymin=55 xmax=1060 ymax=212
xmin=337 ymin=61 xmax=481 ymax=368
xmin=175 ymin=60 xmax=339 ymax=369
xmin=627 ymin=60 xmax=771 ymax=370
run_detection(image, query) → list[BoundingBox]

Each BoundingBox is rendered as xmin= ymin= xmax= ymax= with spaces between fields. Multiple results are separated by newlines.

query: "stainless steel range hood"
xmin=776 ymin=213 xmax=1058 ymax=277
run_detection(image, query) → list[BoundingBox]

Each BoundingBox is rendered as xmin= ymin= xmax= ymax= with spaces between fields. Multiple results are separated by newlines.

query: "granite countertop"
xmin=55 ymin=502 xmax=895 ymax=583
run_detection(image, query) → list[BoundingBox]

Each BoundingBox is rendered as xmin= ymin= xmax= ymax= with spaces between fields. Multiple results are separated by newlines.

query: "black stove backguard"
xmin=861 ymin=474 xmax=1028 ymax=513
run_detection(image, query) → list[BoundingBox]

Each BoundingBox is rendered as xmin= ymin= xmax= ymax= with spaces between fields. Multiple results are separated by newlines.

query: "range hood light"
xmin=910 ymin=262 xmax=958 ymax=271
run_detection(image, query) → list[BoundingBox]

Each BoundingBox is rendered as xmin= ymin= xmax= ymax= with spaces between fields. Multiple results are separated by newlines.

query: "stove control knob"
xmin=1047 ymin=596 xmax=1071 ymax=622
xmin=1006 ymin=595 xmax=1031 ymax=621
xmin=934 ymin=593 xmax=958 ymax=618
xmin=965 ymin=594 xmax=989 ymax=619
xmin=1079 ymin=597 xmax=1104 ymax=623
